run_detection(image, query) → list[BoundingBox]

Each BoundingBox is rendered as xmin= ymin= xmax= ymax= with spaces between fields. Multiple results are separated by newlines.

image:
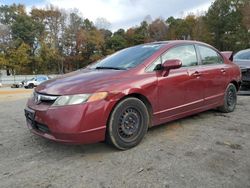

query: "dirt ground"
xmin=0 ymin=88 xmax=250 ymax=188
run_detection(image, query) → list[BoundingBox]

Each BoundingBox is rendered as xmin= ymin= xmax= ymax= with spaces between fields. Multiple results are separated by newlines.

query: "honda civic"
xmin=25 ymin=40 xmax=241 ymax=150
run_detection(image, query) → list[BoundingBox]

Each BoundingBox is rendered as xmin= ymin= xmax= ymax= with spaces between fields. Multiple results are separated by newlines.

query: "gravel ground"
xmin=0 ymin=89 xmax=250 ymax=188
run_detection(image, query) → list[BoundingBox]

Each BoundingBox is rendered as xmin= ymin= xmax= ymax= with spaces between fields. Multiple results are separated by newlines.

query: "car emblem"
xmin=34 ymin=93 xmax=41 ymax=104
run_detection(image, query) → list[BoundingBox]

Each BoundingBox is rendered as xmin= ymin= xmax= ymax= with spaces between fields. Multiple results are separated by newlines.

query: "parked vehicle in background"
xmin=11 ymin=80 xmax=25 ymax=88
xmin=233 ymin=49 xmax=250 ymax=87
xmin=24 ymin=76 xmax=50 ymax=89
xmin=25 ymin=40 xmax=241 ymax=150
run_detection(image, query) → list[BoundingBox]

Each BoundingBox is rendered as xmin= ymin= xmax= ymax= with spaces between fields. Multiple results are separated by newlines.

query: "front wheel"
xmin=218 ymin=83 xmax=237 ymax=113
xmin=28 ymin=83 xmax=34 ymax=89
xmin=107 ymin=97 xmax=149 ymax=150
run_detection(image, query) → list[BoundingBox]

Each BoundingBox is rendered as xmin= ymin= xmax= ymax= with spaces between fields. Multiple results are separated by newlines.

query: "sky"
xmin=1 ymin=0 xmax=214 ymax=31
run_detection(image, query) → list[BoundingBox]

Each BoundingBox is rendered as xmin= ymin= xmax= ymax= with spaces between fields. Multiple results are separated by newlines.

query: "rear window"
xmin=198 ymin=45 xmax=223 ymax=65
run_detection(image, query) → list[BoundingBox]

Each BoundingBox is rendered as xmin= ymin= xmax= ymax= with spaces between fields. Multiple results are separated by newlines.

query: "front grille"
xmin=30 ymin=120 xmax=50 ymax=133
xmin=242 ymin=69 xmax=250 ymax=81
xmin=33 ymin=92 xmax=58 ymax=105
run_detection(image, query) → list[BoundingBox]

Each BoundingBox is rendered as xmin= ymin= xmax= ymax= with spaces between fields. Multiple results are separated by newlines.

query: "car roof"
xmin=144 ymin=40 xmax=215 ymax=49
xmin=148 ymin=40 xmax=207 ymax=45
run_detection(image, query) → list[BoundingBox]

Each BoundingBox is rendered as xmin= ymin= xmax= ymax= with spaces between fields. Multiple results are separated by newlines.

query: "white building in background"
xmin=0 ymin=70 xmax=7 ymax=76
xmin=0 ymin=70 xmax=7 ymax=85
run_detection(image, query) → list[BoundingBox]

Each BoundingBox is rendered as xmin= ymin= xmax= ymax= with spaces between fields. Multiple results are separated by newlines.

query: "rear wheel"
xmin=107 ymin=97 xmax=149 ymax=150
xmin=218 ymin=83 xmax=237 ymax=113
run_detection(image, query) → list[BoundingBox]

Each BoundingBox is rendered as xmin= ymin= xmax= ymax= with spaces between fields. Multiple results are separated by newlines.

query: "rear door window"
xmin=197 ymin=45 xmax=223 ymax=65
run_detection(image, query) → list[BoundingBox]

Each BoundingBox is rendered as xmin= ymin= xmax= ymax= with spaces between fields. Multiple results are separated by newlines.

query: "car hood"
xmin=234 ymin=60 xmax=250 ymax=69
xmin=36 ymin=68 xmax=128 ymax=95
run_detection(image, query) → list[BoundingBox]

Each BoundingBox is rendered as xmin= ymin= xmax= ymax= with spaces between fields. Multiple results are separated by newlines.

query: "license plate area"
xmin=24 ymin=108 xmax=35 ymax=128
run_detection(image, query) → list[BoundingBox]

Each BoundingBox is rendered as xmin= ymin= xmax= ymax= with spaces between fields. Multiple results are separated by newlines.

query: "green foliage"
xmin=34 ymin=42 xmax=60 ymax=74
xmin=11 ymin=14 xmax=44 ymax=47
xmin=7 ymin=42 xmax=30 ymax=74
xmin=0 ymin=1 xmax=249 ymax=74
xmin=0 ymin=53 xmax=8 ymax=68
xmin=205 ymin=0 xmax=249 ymax=50
xmin=167 ymin=17 xmax=192 ymax=40
xmin=106 ymin=35 xmax=127 ymax=51
xmin=0 ymin=4 xmax=25 ymax=25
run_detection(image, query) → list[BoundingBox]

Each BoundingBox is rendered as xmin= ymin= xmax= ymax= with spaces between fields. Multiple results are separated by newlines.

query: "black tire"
xmin=218 ymin=83 xmax=237 ymax=113
xmin=107 ymin=97 xmax=149 ymax=150
xmin=28 ymin=83 xmax=34 ymax=89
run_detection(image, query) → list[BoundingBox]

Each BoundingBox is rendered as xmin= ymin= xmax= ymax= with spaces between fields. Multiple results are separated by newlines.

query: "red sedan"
xmin=25 ymin=40 xmax=241 ymax=150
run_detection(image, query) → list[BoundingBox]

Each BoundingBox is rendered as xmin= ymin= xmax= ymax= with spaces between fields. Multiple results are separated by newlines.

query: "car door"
xmin=153 ymin=44 xmax=204 ymax=121
xmin=196 ymin=45 xmax=229 ymax=106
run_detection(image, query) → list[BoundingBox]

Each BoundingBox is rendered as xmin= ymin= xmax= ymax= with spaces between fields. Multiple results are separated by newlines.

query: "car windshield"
xmin=234 ymin=50 xmax=250 ymax=61
xmin=90 ymin=44 xmax=164 ymax=70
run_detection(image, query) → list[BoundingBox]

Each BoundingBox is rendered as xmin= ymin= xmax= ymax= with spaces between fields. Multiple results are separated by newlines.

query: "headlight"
xmin=52 ymin=92 xmax=108 ymax=106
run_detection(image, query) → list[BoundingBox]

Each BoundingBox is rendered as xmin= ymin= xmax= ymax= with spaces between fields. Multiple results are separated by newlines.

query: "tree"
xmin=0 ymin=53 xmax=8 ymax=69
xmin=0 ymin=4 xmax=25 ymax=25
xmin=8 ymin=42 xmax=30 ymax=74
xmin=11 ymin=14 xmax=44 ymax=50
xmin=241 ymin=0 xmax=250 ymax=30
xmin=95 ymin=17 xmax=111 ymax=30
xmin=166 ymin=17 xmax=191 ymax=40
xmin=149 ymin=18 xmax=168 ymax=41
xmin=0 ymin=24 xmax=11 ymax=53
xmin=35 ymin=42 xmax=61 ymax=74
xmin=106 ymin=34 xmax=127 ymax=51
xmin=84 ymin=29 xmax=105 ymax=62
xmin=125 ymin=21 xmax=150 ymax=46
xmin=205 ymin=0 xmax=249 ymax=50
xmin=83 ymin=18 xmax=95 ymax=31
xmin=192 ymin=16 xmax=213 ymax=44
xmin=63 ymin=11 xmax=84 ymax=57
xmin=0 ymin=2 xmax=249 ymax=75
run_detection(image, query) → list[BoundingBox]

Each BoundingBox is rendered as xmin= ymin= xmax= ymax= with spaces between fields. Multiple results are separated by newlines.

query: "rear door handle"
xmin=191 ymin=71 xmax=201 ymax=77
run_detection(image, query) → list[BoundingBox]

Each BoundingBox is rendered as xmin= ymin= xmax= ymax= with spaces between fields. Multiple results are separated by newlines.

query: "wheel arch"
xmin=106 ymin=92 xmax=153 ymax=136
xmin=122 ymin=93 xmax=153 ymax=120
xmin=105 ymin=92 xmax=153 ymax=148
xmin=230 ymin=80 xmax=241 ymax=91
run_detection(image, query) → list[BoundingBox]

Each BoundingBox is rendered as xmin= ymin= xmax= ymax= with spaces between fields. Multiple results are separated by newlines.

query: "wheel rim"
xmin=118 ymin=107 xmax=142 ymax=142
xmin=227 ymin=87 xmax=236 ymax=107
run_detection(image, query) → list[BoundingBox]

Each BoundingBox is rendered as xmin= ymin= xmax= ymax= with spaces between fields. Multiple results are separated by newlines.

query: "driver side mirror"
xmin=161 ymin=59 xmax=182 ymax=76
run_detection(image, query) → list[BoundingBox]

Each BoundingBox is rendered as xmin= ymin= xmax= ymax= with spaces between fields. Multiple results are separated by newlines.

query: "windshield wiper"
xmin=95 ymin=66 xmax=127 ymax=70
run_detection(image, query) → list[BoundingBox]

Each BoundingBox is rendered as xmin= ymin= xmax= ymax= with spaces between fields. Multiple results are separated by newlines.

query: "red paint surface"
xmin=25 ymin=40 xmax=241 ymax=144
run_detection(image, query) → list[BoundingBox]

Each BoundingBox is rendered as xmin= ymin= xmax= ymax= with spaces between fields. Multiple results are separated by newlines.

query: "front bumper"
xmin=24 ymin=97 xmax=116 ymax=144
xmin=241 ymin=68 xmax=250 ymax=83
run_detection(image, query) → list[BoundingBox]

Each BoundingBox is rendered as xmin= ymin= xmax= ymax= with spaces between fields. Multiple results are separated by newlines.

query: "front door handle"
xmin=221 ymin=68 xmax=226 ymax=74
